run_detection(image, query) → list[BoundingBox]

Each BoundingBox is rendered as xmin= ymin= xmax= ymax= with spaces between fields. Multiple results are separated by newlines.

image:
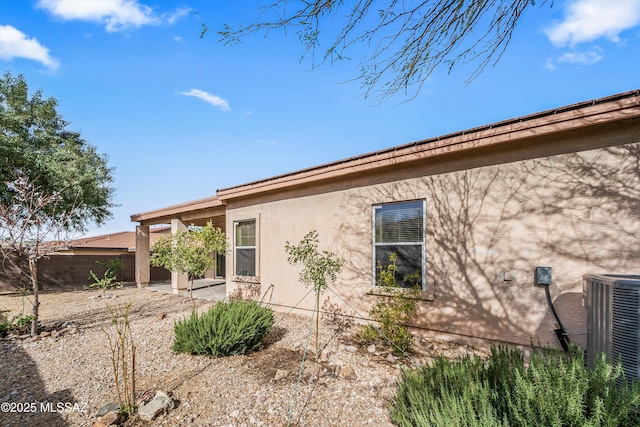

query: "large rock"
xmin=138 ymin=390 xmax=174 ymax=421
xmin=135 ymin=389 xmax=155 ymax=407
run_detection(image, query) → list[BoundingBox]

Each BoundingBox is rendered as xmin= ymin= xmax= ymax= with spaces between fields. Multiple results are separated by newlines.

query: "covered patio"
xmin=131 ymin=196 xmax=226 ymax=294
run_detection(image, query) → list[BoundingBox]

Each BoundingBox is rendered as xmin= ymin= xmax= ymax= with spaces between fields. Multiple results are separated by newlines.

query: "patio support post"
xmin=171 ymin=218 xmax=189 ymax=293
xmin=135 ymin=225 xmax=150 ymax=287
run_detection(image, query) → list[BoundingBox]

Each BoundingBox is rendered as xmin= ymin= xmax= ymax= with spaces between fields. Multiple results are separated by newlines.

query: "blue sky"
xmin=1 ymin=0 xmax=639 ymax=236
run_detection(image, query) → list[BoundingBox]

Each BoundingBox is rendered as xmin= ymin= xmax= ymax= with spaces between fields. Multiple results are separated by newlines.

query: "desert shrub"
xmin=89 ymin=258 xmax=124 ymax=295
xmin=357 ymin=253 xmax=421 ymax=355
xmin=4 ymin=314 xmax=41 ymax=335
xmin=104 ymin=302 xmax=136 ymax=418
xmin=390 ymin=344 xmax=640 ymax=427
xmin=173 ymin=300 xmax=273 ymax=357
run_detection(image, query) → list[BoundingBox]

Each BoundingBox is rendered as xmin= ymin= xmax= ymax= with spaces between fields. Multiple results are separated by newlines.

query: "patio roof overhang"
xmin=130 ymin=195 xmax=226 ymax=228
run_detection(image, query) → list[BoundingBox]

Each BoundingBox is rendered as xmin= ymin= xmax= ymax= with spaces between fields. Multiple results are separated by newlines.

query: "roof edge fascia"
xmin=217 ymin=90 xmax=640 ymax=201
xmin=130 ymin=195 xmax=223 ymax=223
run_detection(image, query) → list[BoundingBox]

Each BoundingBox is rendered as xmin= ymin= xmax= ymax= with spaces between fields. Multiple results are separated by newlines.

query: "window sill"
xmin=366 ymin=288 xmax=433 ymax=301
xmin=232 ymin=275 xmax=260 ymax=284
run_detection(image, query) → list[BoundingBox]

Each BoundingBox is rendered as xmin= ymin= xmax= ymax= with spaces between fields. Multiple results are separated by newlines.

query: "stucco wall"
xmin=225 ymin=141 xmax=640 ymax=349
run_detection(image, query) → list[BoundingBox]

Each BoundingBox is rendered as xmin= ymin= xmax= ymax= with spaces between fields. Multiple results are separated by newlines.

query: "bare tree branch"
xmin=213 ymin=0 xmax=546 ymax=101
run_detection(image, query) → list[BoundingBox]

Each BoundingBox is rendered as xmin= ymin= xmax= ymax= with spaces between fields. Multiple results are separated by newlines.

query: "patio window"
xmin=373 ymin=200 xmax=425 ymax=289
xmin=234 ymin=219 xmax=256 ymax=277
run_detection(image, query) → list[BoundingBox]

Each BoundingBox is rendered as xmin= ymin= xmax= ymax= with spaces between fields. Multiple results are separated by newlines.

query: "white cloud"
xmin=37 ymin=0 xmax=189 ymax=33
xmin=179 ymin=89 xmax=231 ymax=112
xmin=545 ymin=47 xmax=603 ymax=70
xmin=558 ymin=48 xmax=603 ymax=65
xmin=546 ymin=0 xmax=640 ymax=46
xmin=257 ymin=139 xmax=278 ymax=145
xmin=0 ymin=25 xmax=59 ymax=69
xmin=163 ymin=7 xmax=191 ymax=25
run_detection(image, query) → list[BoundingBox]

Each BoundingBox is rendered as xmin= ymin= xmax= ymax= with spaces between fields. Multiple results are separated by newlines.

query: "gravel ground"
xmin=0 ymin=285 xmax=484 ymax=427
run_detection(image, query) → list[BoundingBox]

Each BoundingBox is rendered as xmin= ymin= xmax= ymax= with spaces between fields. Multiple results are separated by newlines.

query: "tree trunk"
xmin=28 ymin=257 xmax=39 ymax=337
xmin=315 ymin=291 xmax=320 ymax=358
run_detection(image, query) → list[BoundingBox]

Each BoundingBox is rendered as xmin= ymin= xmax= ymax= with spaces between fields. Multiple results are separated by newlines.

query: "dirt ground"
xmin=0 ymin=285 xmax=484 ymax=427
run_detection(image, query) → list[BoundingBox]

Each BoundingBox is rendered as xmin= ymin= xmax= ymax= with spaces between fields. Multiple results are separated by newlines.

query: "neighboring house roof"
xmin=63 ymin=227 xmax=170 ymax=252
xmin=131 ymin=89 xmax=640 ymax=224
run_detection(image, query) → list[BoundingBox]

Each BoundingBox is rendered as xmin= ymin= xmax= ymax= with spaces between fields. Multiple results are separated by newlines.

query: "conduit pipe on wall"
xmin=535 ymin=266 xmax=570 ymax=352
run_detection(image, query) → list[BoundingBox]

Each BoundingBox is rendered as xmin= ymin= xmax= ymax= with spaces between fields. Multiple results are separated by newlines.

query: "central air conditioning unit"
xmin=584 ymin=274 xmax=640 ymax=384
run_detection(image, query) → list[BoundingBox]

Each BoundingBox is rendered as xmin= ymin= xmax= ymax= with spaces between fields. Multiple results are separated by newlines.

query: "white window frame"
xmin=372 ymin=199 xmax=426 ymax=291
xmin=234 ymin=219 xmax=257 ymax=278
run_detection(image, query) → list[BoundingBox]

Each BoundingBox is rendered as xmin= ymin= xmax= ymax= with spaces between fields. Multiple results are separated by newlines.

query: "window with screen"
xmin=234 ymin=219 xmax=256 ymax=277
xmin=373 ymin=200 xmax=425 ymax=289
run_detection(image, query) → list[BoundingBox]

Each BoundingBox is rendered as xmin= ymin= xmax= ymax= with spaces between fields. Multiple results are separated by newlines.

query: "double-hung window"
xmin=234 ymin=219 xmax=256 ymax=277
xmin=373 ymin=200 xmax=425 ymax=289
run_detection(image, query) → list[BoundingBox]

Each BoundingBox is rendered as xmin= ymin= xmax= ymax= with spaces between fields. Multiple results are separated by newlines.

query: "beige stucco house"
xmin=132 ymin=90 xmax=640 ymax=349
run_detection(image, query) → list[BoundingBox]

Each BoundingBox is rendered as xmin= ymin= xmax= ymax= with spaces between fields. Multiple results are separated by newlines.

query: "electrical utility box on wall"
xmin=584 ymin=274 xmax=640 ymax=384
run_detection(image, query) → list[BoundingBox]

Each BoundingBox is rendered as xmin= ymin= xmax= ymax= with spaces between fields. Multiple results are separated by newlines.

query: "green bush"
xmin=173 ymin=300 xmax=274 ymax=357
xmin=3 ymin=314 xmax=41 ymax=335
xmin=390 ymin=345 xmax=640 ymax=427
xmin=357 ymin=253 xmax=421 ymax=355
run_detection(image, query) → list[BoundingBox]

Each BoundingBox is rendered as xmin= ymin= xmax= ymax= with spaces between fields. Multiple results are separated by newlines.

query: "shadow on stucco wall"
xmin=330 ymin=142 xmax=640 ymax=349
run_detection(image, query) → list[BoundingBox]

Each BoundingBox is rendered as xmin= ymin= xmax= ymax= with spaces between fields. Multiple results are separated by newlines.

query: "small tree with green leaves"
xmin=150 ymin=221 xmax=227 ymax=307
xmin=285 ymin=230 xmax=344 ymax=351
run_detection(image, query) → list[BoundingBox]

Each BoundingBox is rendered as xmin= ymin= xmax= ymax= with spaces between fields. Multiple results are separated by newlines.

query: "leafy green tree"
xmin=150 ymin=221 xmax=227 ymax=307
xmin=285 ymin=230 xmax=344 ymax=351
xmin=0 ymin=72 xmax=115 ymax=336
xmin=0 ymin=72 xmax=114 ymax=226
xmin=211 ymin=0 xmax=544 ymax=101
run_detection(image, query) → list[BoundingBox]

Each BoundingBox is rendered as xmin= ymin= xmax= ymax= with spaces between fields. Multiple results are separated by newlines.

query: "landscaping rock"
xmin=93 ymin=410 xmax=120 ymax=427
xmin=341 ymin=364 xmax=357 ymax=380
xmin=344 ymin=345 xmax=357 ymax=353
xmin=329 ymin=355 xmax=344 ymax=367
xmin=156 ymin=313 xmax=166 ymax=320
xmin=387 ymin=354 xmax=398 ymax=363
xmin=138 ymin=390 xmax=174 ymax=421
xmin=95 ymin=402 xmax=119 ymax=418
xmin=367 ymin=344 xmax=376 ymax=353
xmin=136 ymin=389 xmax=155 ymax=407
xmin=274 ymin=369 xmax=289 ymax=381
